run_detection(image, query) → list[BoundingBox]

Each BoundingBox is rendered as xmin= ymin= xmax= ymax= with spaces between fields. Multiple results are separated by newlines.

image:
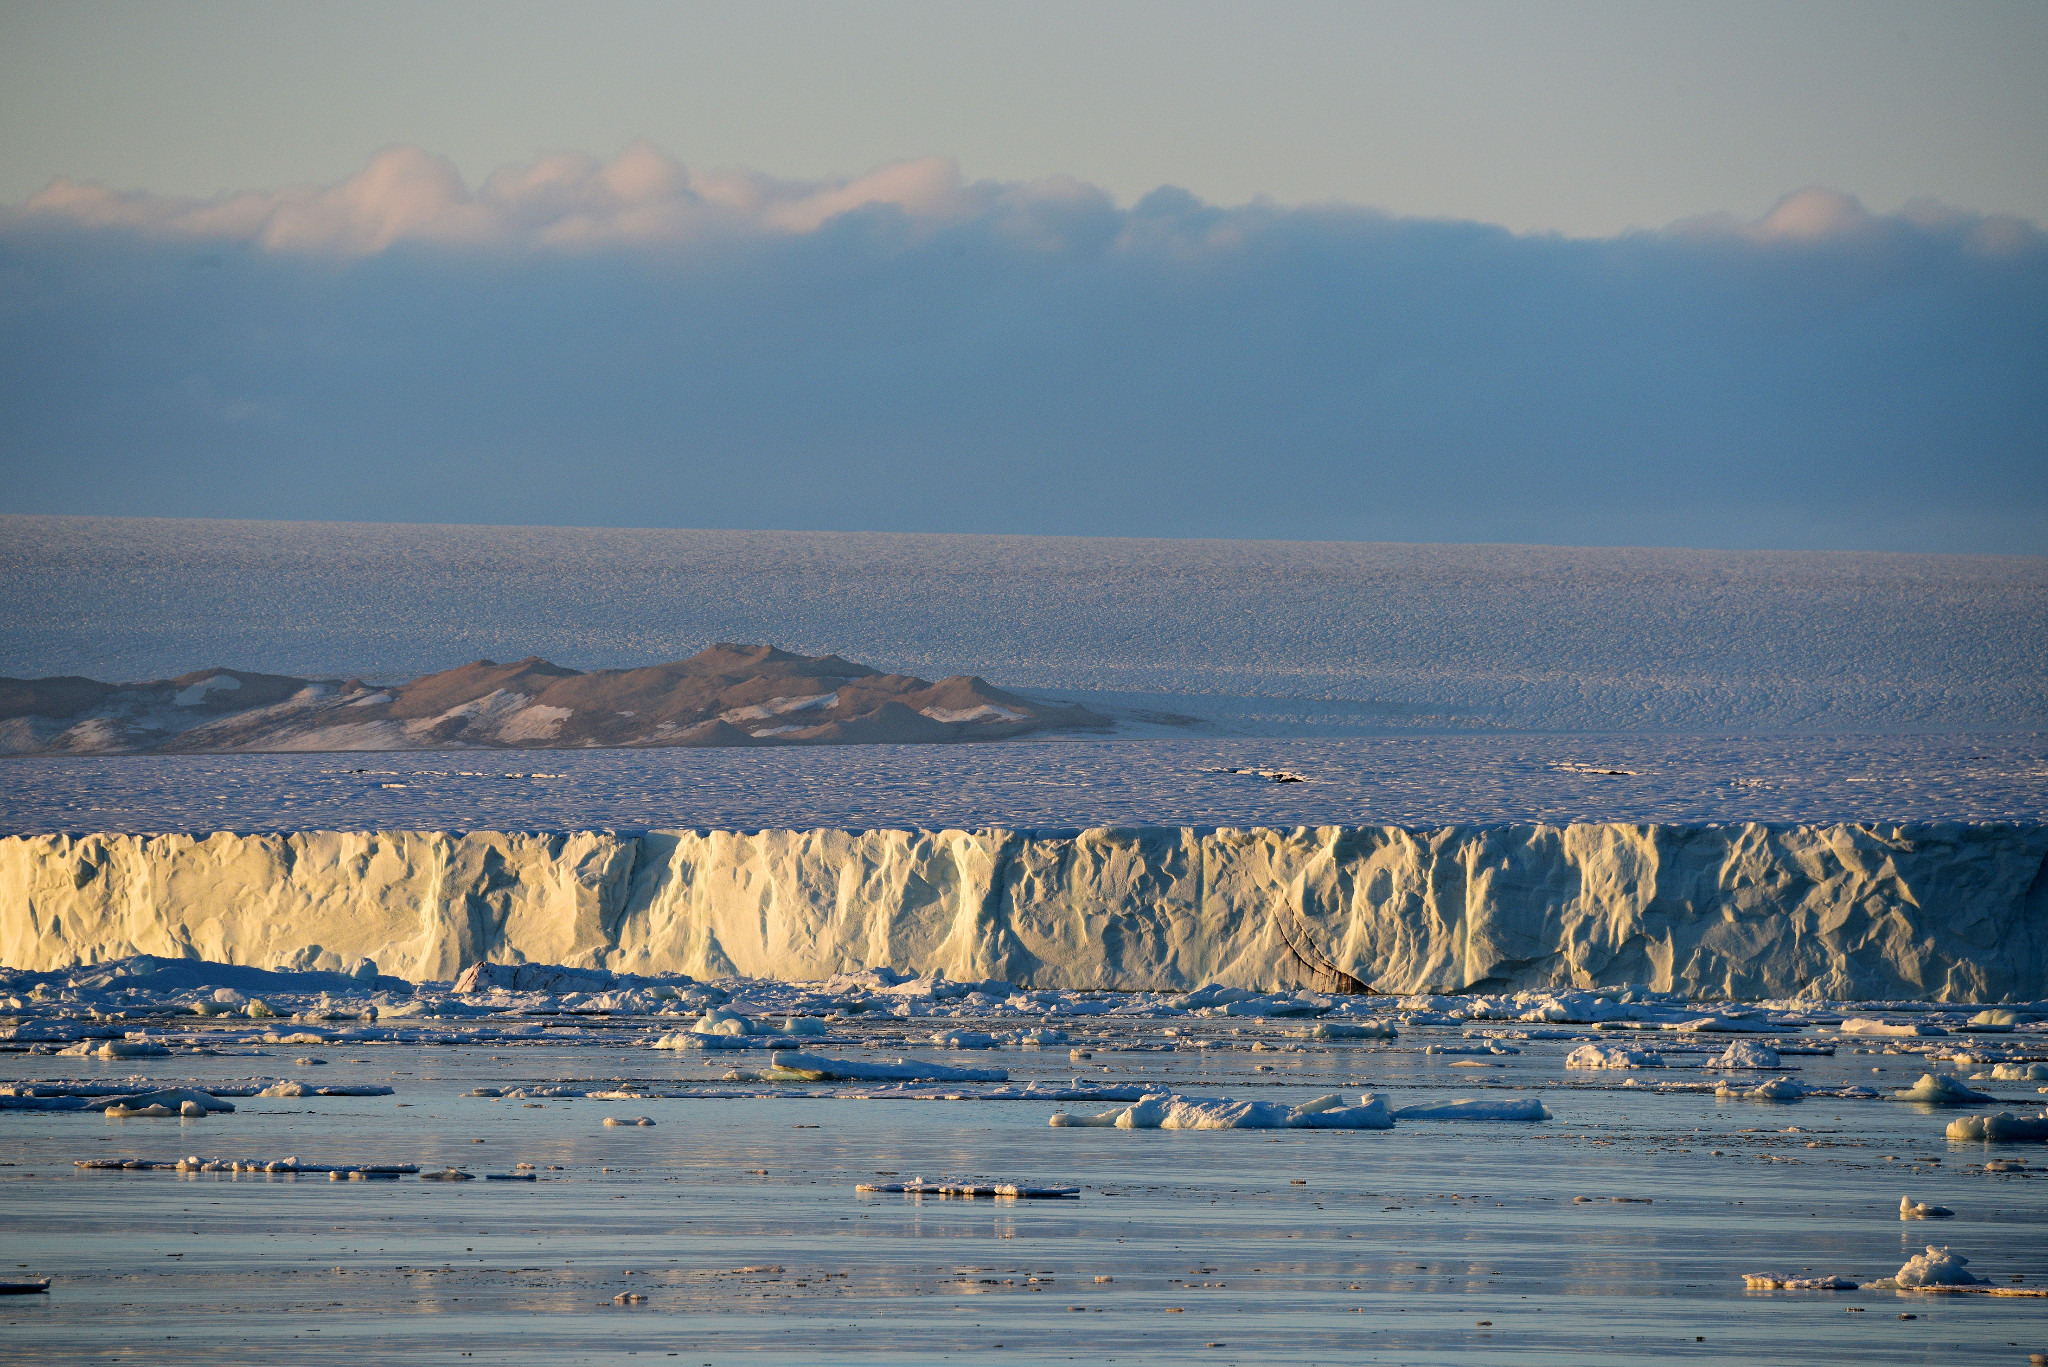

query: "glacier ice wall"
xmin=3 ymin=824 xmax=2044 ymax=1001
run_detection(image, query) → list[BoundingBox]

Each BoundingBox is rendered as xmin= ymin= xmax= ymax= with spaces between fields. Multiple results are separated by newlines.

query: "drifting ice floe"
xmin=855 ymin=1180 xmax=1078 ymax=1198
xmin=603 ymin=1116 xmax=655 ymax=1127
xmin=77 ymin=1155 xmax=416 ymax=1174
xmin=1841 ymin=1018 xmax=1948 ymax=1038
xmin=762 ymin=1052 xmax=1008 ymax=1083
xmin=256 ymin=1081 xmax=395 ymax=1097
xmin=1867 ymin=1246 xmax=1982 ymax=1289
xmin=1742 ymin=1273 xmax=1859 ymax=1290
xmin=97 ymin=1088 xmax=234 ymax=1117
xmin=1566 ymin=1044 xmax=1665 ymax=1070
xmin=1049 ymin=1092 xmax=1393 ymax=1130
xmin=1899 ymin=1196 xmax=1954 ymax=1219
xmin=1388 ymin=1098 xmax=1552 ymax=1121
xmin=1894 ymin=1073 xmax=1995 ymax=1104
xmin=1945 ymin=1111 xmax=2048 ymax=1142
xmin=1713 ymin=1040 xmax=1784 ymax=1069
xmin=1716 ymin=1077 xmax=1806 ymax=1102
xmin=1307 ymin=1021 xmax=1397 ymax=1040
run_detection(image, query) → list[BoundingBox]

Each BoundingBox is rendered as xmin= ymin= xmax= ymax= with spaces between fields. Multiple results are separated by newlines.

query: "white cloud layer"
xmin=15 ymin=143 xmax=2036 ymax=258
xmin=2 ymin=148 xmax=2042 ymax=552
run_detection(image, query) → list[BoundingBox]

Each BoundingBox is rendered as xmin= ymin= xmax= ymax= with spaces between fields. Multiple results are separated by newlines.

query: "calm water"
xmin=5 ymin=1020 xmax=2044 ymax=1365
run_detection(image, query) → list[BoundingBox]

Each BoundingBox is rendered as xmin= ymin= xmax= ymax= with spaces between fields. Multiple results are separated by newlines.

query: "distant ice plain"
xmin=3 ymin=516 xmax=2043 ymax=735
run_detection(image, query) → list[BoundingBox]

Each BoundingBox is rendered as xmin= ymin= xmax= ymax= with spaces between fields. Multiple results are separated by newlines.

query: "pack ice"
xmin=6 ymin=821 xmax=2044 ymax=999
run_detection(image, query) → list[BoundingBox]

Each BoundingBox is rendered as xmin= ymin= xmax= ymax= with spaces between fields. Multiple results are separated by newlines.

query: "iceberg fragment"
xmin=1048 ymin=1092 xmax=1393 ymax=1130
xmin=1894 ymin=1073 xmax=1994 ymax=1105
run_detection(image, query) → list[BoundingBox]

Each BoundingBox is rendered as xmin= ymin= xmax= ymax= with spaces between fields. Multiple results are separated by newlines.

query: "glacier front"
xmin=3 ymin=823 xmax=2043 ymax=1001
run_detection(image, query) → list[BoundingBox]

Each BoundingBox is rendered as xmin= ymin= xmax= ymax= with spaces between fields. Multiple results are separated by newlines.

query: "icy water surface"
xmin=6 ymin=1021 xmax=2046 ymax=1365
xmin=4 ymin=732 xmax=2045 ymax=833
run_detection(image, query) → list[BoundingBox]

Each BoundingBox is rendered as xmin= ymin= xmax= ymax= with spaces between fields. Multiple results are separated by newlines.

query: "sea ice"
xmin=930 ymin=1029 xmax=998 ymax=1049
xmin=1867 ymin=1246 xmax=1983 ymax=1289
xmin=1714 ymin=1040 xmax=1784 ymax=1069
xmin=1742 ymin=1274 xmax=1859 ymax=1290
xmin=1841 ymin=1018 xmax=1947 ymax=1038
xmin=855 ymin=1180 xmax=1079 ymax=1198
xmin=59 ymin=1039 xmax=171 ymax=1058
xmin=1307 ymin=1021 xmax=1397 ymax=1040
xmin=764 ymin=1052 xmax=1008 ymax=1083
xmin=1899 ymin=1196 xmax=1955 ymax=1219
xmin=1894 ymin=1073 xmax=1995 ymax=1105
xmin=1716 ymin=1077 xmax=1805 ymax=1102
xmin=1387 ymin=1098 xmax=1552 ymax=1121
xmin=1048 ymin=1092 xmax=1393 ymax=1130
xmin=1945 ymin=1111 xmax=2048 ymax=1142
xmin=1987 ymin=1063 xmax=2048 ymax=1082
xmin=603 ymin=1117 xmax=655 ymax=1127
xmin=1567 ymin=1044 xmax=1665 ymax=1070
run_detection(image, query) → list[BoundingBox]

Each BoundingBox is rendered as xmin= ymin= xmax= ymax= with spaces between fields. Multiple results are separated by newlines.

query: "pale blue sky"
xmin=2 ymin=0 xmax=2043 ymax=235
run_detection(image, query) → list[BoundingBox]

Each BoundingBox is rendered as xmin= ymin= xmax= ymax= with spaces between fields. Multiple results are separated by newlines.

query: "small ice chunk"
xmin=602 ymin=1116 xmax=655 ymax=1127
xmin=1049 ymin=1091 xmax=1393 ymax=1130
xmin=856 ymin=1179 xmax=1079 ymax=1198
xmin=930 ymin=1029 xmax=998 ymax=1049
xmin=1840 ymin=1017 xmax=1945 ymax=1038
xmin=1742 ymin=1273 xmax=1858 ymax=1290
xmin=1895 ymin=1073 xmax=1995 ymax=1105
xmin=1389 ymin=1097 xmax=1553 ymax=1121
xmin=1717 ymin=1076 xmax=1806 ymax=1102
xmin=1870 ymin=1245 xmax=1983 ymax=1289
xmin=1309 ymin=1020 xmax=1397 ymax=1041
xmin=1966 ymin=1009 xmax=2020 ymax=1031
xmin=1988 ymin=1062 xmax=2048 ymax=1083
xmin=767 ymin=1051 xmax=1008 ymax=1083
xmin=1714 ymin=1040 xmax=1783 ymax=1070
xmin=1567 ymin=1044 xmax=1664 ymax=1070
xmin=420 ymin=1168 xmax=473 ymax=1181
xmin=1945 ymin=1110 xmax=2048 ymax=1142
xmin=1899 ymin=1196 xmax=1955 ymax=1219
xmin=692 ymin=1007 xmax=754 ymax=1037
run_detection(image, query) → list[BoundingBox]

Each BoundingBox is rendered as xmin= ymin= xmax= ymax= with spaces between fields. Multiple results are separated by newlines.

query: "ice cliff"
xmin=3 ymin=823 xmax=2043 ymax=1001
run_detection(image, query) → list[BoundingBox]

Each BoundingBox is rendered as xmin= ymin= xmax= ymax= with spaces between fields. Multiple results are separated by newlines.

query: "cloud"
xmin=1 ymin=148 xmax=2042 ymax=552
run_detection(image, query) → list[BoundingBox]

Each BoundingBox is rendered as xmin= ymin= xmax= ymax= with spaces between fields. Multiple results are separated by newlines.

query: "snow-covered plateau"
xmin=5 ymin=821 xmax=2044 ymax=1000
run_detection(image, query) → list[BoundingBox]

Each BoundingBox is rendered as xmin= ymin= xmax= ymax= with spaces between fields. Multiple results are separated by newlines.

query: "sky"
xmin=0 ymin=1 xmax=2043 ymax=552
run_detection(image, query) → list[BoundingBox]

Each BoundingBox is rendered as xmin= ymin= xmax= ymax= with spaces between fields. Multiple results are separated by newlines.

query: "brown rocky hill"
xmin=0 ymin=645 xmax=1110 ymax=754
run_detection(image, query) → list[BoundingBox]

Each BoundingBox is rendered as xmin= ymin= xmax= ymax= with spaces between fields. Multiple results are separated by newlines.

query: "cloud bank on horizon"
xmin=4 ymin=146 xmax=2042 ymax=553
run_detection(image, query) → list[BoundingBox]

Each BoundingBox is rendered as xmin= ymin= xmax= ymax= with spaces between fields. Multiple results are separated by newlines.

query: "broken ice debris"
xmin=855 ymin=1180 xmax=1079 ymax=1198
xmin=1840 ymin=1018 xmax=1947 ymax=1038
xmin=763 ymin=1051 xmax=1007 ymax=1083
xmin=1307 ymin=1020 xmax=1397 ymax=1040
xmin=98 ymin=1088 xmax=236 ymax=1118
xmin=1742 ymin=1273 xmax=1858 ymax=1290
xmin=1049 ymin=1092 xmax=1393 ymax=1130
xmin=257 ymin=1081 xmax=396 ymax=1097
xmin=1567 ymin=1044 xmax=1665 ymax=1070
xmin=1900 ymin=1196 xmax=1955 ymax=1219
xmin=1716 ymin=1077 xmax=1806 ymax=1102
xmin=602 ymin=1116 xmax=655 ymax=1127
xmin=1388 ymin=1098 xmax=1552 ymax=1122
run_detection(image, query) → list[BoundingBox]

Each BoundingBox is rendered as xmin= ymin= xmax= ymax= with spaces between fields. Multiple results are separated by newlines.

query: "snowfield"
xmin=3 ymin=517 xmax=2043 ymax=734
